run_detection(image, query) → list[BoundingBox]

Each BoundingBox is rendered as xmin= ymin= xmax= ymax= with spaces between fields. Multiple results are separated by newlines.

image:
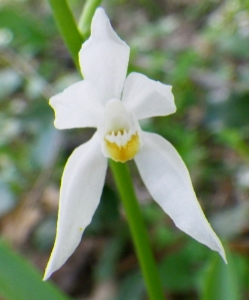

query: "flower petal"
xmin=79 ymin=8 xmax=130 ymax=104
xmin=43 ymin=134 xmax=107 ymax=280
xmin=122 ymin=72 xmax=176 ymax=120
xmin=50 ymin=80 xmax=104 ymax=129
xmin=134 ymin=132 xmax=226 ymax=261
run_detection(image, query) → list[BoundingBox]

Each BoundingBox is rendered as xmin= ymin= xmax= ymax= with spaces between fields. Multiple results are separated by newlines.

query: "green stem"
xmin=78 ymin=0 xmax=102 ymax=39
xmin=47 ymin=0 xmax=83 ymax=70
xmin=109 ymin=160 xmax=165 ymax=300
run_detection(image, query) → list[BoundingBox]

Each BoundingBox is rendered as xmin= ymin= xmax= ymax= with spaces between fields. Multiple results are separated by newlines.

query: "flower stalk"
xmin=109 ymin=160 xmax=165 ymax=300
xmin=78 ymin=0 xmax=102 ymax=38
xmin=47 ymin=0 xmax=83 ymax=70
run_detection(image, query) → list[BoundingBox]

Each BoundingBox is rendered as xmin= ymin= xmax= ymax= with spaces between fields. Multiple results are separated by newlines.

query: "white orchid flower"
xmin=44 ymin=7 xmax=226 ymax=280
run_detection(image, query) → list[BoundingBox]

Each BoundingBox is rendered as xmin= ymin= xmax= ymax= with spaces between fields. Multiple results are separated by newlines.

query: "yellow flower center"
xmin=105 ymin=131 xmax=140 ymax=163
xmin=100 ymin=99 xmax=142 ymax=163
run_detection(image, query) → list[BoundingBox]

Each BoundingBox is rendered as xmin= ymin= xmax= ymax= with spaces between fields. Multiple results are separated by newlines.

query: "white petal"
xmin=134 ymin=132 xmax=226 ymax=261
xmin=122 ymin=72 xmax=176 ymax=120
xmin=50 ymin=80 xmax=104 ymax=129
xmin=103 ymin=99 xmax=130 ymax=133
xmin=79 ymin=8 xmax=130 ymax=104
xmin=43 ymin=134 xmax=107 ymax=280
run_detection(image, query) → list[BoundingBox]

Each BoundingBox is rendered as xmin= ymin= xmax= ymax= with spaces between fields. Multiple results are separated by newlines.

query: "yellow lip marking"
xmin=105 ymin=133 xmax=140 ymax=163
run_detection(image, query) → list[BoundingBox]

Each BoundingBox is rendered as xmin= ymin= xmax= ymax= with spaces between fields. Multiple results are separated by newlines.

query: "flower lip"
xmin=104 ymin=99 xmax=130 ymax=134
xmin=105 ymin=132 xmax=140 ymax=162
xmin=99 ymin=99 xmax=141 ymax=162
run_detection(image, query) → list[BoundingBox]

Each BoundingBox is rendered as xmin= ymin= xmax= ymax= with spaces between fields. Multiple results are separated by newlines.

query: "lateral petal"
xmin=43 ymin=134 xmax=107 ymax=280
xmin=122 ymin=72 xmax=176 ymax=120
xmin=50 ymin=80 xmax=104 ymax=129
xmin=134 ymin=132 xmax=226 ymax=261
xmin=79 ymin=8 xmax=130 ymax=104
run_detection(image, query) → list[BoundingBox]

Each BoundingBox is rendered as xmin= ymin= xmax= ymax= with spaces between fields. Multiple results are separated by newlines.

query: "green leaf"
xmin=0 ymin=7 xmax=49 ymax=52
xmin=201 ymin=251 xmax=241 ymax=300
xmin=0 ymin=240 xmax=72 ymax=300
xmin=116 ymin=271 xmax=144 ymax=300
xmin=206 ymin=93 xmax=249 ymax=129
xmin=0 ymin=69 xmax=22 ymax=100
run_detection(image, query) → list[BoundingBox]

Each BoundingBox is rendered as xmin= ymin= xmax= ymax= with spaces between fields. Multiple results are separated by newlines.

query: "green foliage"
xmin=0 ymin=240 xmax=71 ymax=300
xmin=201 ymin=251 xmax=241 ymax=300
xmin=0 ymin=6 xmax=50 ymax=52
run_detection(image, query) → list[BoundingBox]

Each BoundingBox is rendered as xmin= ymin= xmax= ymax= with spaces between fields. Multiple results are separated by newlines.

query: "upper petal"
xmin=43 ymin=134 xmax=107 ymax=280
xmin=134 ymin=132 xmax=226 ymax=262
xmin=122 ymin=72 xmax=176 ymax=120
xmin=50 ymin=80 xmax=104 ymax=129
xmin=79 ymin=8 xmax=130 ymax=104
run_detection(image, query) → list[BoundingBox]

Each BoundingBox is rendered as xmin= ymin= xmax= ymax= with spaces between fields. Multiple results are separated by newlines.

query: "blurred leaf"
xmin=31 ymin=125 xmax=62 ymax=168
xmin=159 ymin=245 xmax=197 ymax=292
xmin=217 ymin=33 xmax=249 ymax=59
xmin=0 ymin=180 xmax=15 ymax=217
xmin=116 ymin=271 xmax=144 ymax=300
xmin=0 ymin=68 xmax=22 ymax=100
xmin=214 ymin=128 xmax=248 ymax=160
xmin=95 ymin=228 xmax=128 ymax=281
xmin=89 ymin=186 xmax=120 ymax=234
xmin=171 ymin=51 xmax=199 ymax=84
xmin=206 ymin=93 xmax=249 ymax=129
xmin=33 ymin=217 xmax=57 ymax=251
xmin=211 ymin=203 xmax=249 ymax=239
xmin=201 ymin=251 xmax=241 ymax=300
xmin=0 ymin=6 xmax=50 ymax=51
xmin=0 ymin=239 xmax=72 ymax=300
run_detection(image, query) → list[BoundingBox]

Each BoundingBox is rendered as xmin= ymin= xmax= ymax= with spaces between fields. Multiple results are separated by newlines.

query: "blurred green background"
xmin=0 ymin=0 xmax=249 ymax=299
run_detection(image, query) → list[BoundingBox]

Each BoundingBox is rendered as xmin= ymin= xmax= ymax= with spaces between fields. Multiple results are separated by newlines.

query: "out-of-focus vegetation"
xmin=0 ymin=0 xmax=249 ymax=299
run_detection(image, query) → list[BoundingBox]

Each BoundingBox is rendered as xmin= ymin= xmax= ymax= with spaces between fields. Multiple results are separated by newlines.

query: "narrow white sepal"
xmin=134 ymin=131 xmax=227 ymax=262
xmin=43 ymin=134 xmax=107 ymax=280
xmin=79 ymin=8 xmax=130 ymax=103
xmin=122 ymin=72 xmax=176 ymax=120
